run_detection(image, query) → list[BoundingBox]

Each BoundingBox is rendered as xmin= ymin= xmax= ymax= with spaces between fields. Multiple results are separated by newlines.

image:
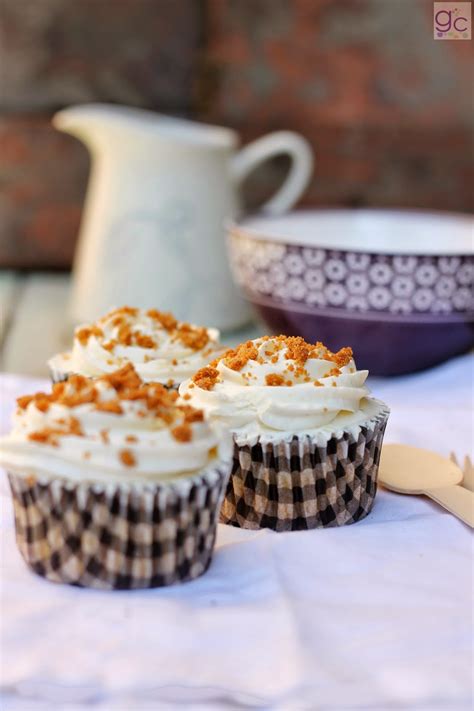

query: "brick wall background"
xmin=1 ymin=0 xmax=473 ymax=268
xmin=0 ymin=0 xmax=201 ymax=268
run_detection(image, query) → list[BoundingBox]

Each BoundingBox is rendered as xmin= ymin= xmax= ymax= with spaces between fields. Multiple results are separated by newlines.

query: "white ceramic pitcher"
xmin=54 ymin=103 xmax=313 ymax=329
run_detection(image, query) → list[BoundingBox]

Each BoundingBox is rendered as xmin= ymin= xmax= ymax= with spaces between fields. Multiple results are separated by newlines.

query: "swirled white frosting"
xmin=48 ymin=307 xmax=224 ymax=385
xmin=180 ymin=336 xmax=374 ymax=438
xmin=0 ymin=366 xmax=224 ymax=484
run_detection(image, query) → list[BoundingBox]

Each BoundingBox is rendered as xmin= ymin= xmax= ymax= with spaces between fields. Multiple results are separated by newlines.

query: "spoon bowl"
xmin=379 ymin=444 xmax=462 ymax=494
xmin=379 ymin=444 xmax=473 ymax=527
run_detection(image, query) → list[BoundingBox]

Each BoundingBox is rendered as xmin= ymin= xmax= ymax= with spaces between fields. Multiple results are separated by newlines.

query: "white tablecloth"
xmin=1 ymin=355 xmax=473 ymax=710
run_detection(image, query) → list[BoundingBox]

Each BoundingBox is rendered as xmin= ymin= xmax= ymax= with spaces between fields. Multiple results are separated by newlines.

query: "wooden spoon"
xmin=379 ymin=444 xmax=474 ymax=528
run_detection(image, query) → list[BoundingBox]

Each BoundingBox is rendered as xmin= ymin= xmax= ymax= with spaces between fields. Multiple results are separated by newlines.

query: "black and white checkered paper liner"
xmin=220 ymin=405 xmax=390 ymax=532
xmin=8 ymin=463 xmax=229 ymax=589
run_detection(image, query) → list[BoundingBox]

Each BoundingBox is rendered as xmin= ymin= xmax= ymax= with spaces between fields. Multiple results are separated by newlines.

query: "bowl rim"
xmin=227 ymin=208 xmax=474 ymax=256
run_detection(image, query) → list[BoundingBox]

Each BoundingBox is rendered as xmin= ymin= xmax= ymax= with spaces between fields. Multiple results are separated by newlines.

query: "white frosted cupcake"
xmin=180 ymin=336 xmax=389 ymax=531
xmin=48 ymin=306 xmax=224 ymax=388
xmin=0 ymin=364 xmax=230 ymax=588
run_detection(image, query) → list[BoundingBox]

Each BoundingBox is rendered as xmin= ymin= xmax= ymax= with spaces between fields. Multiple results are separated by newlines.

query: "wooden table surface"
xmin=0 ymin=272 xmax=73 ymax=377
xmin=0 ymin=271 xmax=260 ymax=377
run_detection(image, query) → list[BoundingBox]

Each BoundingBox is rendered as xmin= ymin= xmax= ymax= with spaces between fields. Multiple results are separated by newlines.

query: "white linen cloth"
xmin=0 ymin=354 xmax=473 ymax=710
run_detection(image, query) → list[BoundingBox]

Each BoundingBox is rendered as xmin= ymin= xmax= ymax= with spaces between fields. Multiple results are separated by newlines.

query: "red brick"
xmin=0 ymin=114 xmax=88 ymax=268
xmin=199 ymin=0 xmax=474 ymax=214
xmin=1 ymin=0 xmax=200 ymax=112
xmin=2 ymin=0 xmax=473 ymax=269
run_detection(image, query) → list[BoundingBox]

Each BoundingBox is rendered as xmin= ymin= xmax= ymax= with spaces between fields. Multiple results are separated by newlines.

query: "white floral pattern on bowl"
xmin=229 ymin=235 xmax=474 ymax=317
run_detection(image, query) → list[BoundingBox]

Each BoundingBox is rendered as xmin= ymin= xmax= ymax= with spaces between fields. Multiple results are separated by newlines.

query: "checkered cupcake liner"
xmin=8 ymin=462 xmax=229 ymax=589
xmin=220 ymin=403 xmax=390 ymax=532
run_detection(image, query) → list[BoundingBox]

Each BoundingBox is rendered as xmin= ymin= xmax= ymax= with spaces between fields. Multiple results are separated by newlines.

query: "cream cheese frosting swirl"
xmin=179 ymin=336 xmax=372 ymax=436
xmin=0 ymin=364 xmax=222 ymax=484
xmin=48 ymin=307 xmax=224 ymax=386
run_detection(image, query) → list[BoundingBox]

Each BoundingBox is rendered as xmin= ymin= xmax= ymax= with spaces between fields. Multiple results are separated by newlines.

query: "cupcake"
xmin=0 ymin=364 xmax=230 ymax=588
xmin=48 ymin=306 xmax=224 ymax=388
xmin=180 ymin=336 xmax=389 ymax=532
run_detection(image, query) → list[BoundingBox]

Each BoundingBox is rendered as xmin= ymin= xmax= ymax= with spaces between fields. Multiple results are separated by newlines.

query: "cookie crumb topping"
xmin=27 ymin=416 xmax=84 ymax=447
xmin=265 ymin=373 xmax=285 ymax=386
xmin=192 ymin=366 xmax=220 ymax=390
xmin=171 ymin=423 xmax=192 ymax=442
xmin=222 ymin=341 xmax=258 ymax=371
xmin=119 ymin=449 xmax=136 ymax=467
xmin=18 ymin=364 xmax=206 ymax=452
xmin=191 ymin=336 xmax=353 ymax=391
xmin=72 ymin=306 xmax=214 ymax=355
xmin=76 ymin=326 xmax=104 ymax=346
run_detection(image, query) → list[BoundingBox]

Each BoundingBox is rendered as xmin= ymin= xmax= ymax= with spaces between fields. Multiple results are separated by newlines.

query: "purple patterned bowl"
xmin=227 ymin=210 xmax=474 ymax=375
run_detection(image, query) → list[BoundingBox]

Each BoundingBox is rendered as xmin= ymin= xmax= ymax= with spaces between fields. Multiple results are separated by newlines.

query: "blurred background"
xmin=0 ymin=0 xmax=473 ymax=374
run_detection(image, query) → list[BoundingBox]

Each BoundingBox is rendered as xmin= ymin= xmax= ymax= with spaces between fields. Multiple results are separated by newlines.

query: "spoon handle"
xmin=423 ymin=485 xmax=474 ymax=528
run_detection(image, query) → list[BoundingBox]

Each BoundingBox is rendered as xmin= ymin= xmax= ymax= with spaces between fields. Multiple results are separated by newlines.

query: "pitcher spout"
xmin=53 ymin=103 xmax=125 ymax=149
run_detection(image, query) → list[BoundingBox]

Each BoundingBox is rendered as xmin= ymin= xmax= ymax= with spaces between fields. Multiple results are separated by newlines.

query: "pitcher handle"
xmin=231 ymin=131 xmax=314 ymax=215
